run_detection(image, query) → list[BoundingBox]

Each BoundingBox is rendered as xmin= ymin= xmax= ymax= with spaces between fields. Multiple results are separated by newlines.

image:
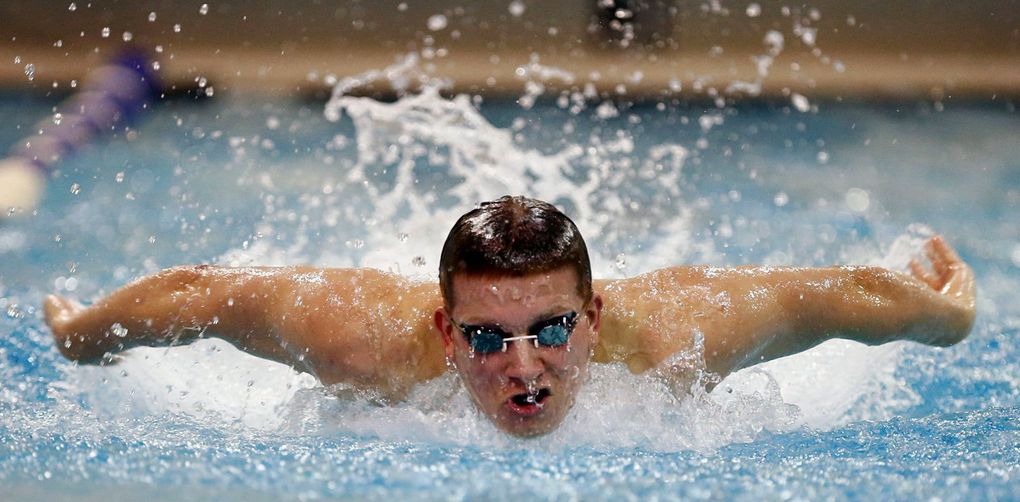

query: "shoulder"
xmin=593 ymin=266 xmax=728 ymax=372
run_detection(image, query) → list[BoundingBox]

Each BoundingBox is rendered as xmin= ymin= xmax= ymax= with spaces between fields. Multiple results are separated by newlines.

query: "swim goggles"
xmin=457 ymin=311 xmax=579 ymax=354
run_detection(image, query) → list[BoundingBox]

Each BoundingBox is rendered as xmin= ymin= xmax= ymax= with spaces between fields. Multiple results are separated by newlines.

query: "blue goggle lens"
xmin=461 ymin=312 xmax=578 ymax=354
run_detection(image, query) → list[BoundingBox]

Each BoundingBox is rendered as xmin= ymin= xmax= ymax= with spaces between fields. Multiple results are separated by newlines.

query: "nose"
xmin=503 ymin=338 xmax=544 ymax=382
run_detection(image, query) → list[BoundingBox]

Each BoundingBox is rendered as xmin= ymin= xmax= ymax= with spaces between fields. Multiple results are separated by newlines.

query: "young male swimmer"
xmin=44 ymin=196 xmax=976 ymax=437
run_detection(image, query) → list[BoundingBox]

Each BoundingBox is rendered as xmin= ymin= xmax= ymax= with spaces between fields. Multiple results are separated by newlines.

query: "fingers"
xmin=43 ymin=294 xmax=68 ymax=326
xmin=909 ymin=259 xmax=940 ymax=290
xmin=43 ymin=294 xmax=83 ymax=327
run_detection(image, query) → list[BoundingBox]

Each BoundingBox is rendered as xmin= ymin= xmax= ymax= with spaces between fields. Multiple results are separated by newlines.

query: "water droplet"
xmin=69 ymin=183 xmax=80 ymax=194
xmin=773 ymin=191 xmax=789 ymax=207
xmin=111 ymin=323 xmax=128 ymax=337
xmin=266 ymin=116 xmax=280 ymax=130
xmin=427 ymin=14 xmax=448 ymax=31
xmin=68 ymin=2 xmax=76 ymax=11
xmin=615 ymin=253 xmax=627 ymax=271
xmin=24 ymin=63 xmax=35 ymax=81
xmin=1010 ymin=244 xmax=1020 ymax=268
xmin=152 ymin=61 xmax=160 ymax=71
xmin=7 ymin=305 xmax=22 ymax=319
xmin=508 ymin=1 xmax=525 ymax=17
xmin=199 ymin=3 xmax=209 ymax=15
xmin=53 ymin=113 xmax=62 ymax=125
xmin=148 ymin=235 xmax=156 ymax=244
xmin=173 ymin=23 xmax=182 ymax=33
xmin=412 ymin=256 xmax=426 ymax=267
xmin=115 ymin=172 xmax=125 ymax=183
xmin=845 ymin=188 xmax=870 ymax=213
xmin=70 ymin=79 xmax=77 ymax=88
xmin=122 ymin=31 xmax=133 ymax=42
xmin=101 ymin=27 xmax=110 ymax=38
xmin=790 ymin=93 xmax=810 ymax=112
xmin=398 ymin=232 xmax=409 ymax=242
xmin=14 ymin=56 xmax=21 ymax=64
xmin=746 ymin=3 xmax=761 ymax=17
xmin=148 ymin=11 xmax=157 ymax=22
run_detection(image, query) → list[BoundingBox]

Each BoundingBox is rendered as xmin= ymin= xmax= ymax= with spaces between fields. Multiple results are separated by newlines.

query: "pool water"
xmin=0 ymin=83 xmax=1018 ymax=500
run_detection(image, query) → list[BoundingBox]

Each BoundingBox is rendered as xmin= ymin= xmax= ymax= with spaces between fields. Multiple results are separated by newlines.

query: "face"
xmin=434 ymin=266 xmax=602 ymax=437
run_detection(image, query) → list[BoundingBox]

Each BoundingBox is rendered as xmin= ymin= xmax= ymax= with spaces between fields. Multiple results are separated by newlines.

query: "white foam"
xmin=50 ymin=54 xmax=931 ymax=450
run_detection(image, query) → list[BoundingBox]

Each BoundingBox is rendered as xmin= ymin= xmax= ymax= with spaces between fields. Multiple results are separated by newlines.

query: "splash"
xmin=43 ymin=44 xmax=938 ymax=452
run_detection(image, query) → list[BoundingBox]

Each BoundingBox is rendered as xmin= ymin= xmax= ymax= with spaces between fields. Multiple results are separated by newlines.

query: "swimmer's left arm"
xmin=702 ymin=235 xmax=976 ymax=375
xmin=600 ymin=235 xmax=976 ymax=380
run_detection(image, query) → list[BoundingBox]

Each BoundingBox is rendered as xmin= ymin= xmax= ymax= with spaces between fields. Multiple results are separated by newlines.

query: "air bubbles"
xmin=816 ymin=151 xmax=829 ymax=164
xmin=68 ymin=2 xmax=76 ymax=11
xmin=24 ymin=63 xmax=35 ymax=81
xmin=199 ymin=3 xmax=209 ymax=15
xmin=173 ymin=24 xmax=182 ymax=33
xmin=508 ymin=1 xmax=525 ymax=17
xmin=427 ymin=14 xmax=448 ymax=31
xmin=745 ymin=3 xmax=761 ymax=17
xmin=148 ymin=11 xmax=157 ymax=22
xmin=69 ymin=183 xmax=81 ymax=195
xmin=101 ymin=27 xmax=110 ymax=38
xmin=412 ymin=256 xmax=426 ymax=267
xmin=122 ymin=31 xmax=133 ymax=42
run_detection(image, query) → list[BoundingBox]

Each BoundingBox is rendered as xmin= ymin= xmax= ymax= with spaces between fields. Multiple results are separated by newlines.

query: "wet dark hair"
xmin=439 ymin=196 xmax=592 ymax=309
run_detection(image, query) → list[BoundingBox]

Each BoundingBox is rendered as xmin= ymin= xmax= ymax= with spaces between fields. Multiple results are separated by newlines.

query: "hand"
xmin=908 ymin=235 xmax=976 ymax=343
xmin=44 ymin=295 xmax=85 ymax=359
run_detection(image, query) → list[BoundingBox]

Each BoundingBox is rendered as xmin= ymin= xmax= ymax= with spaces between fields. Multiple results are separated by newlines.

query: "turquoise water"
xmin=1 ymin=91 xmax=1019 ymax=499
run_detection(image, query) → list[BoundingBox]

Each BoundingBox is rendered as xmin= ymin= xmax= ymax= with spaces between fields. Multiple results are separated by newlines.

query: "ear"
xmin=586 ymin=294 xmax=603 ymax=346
xmin=434 ymin=307 xmax=457 ymax=360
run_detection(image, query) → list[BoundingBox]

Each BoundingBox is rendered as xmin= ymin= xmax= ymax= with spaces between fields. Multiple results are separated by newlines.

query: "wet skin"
xmin=43 ymin=236 xmax=976 ymax=437
xmin=433 ymin=268 xmax=602 ymax=437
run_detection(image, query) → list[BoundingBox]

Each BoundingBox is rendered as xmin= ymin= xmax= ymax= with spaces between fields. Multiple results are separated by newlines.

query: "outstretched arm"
xmin=44 ymin=266 xmax=446 ymax=396
xmin=597 ymin=236 xmax=976 ymax=380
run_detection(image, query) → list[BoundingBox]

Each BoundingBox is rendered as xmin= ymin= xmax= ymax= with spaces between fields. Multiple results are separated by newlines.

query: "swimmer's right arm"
xmin=43 ymin=266 xmax=446 ymax=390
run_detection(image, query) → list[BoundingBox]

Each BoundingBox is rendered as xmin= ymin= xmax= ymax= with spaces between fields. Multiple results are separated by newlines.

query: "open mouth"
xmin=506 ymin=388 xmax=551 ymax=416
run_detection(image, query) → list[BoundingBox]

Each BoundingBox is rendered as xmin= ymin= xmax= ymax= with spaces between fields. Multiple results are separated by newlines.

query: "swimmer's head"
xmin=434 ymin=196 xmax=601 ymax=437
xmin=438 ymin=195 xmax=592 ymax=309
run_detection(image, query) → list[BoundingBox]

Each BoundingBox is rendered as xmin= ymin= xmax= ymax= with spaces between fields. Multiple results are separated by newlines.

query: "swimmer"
xmin=43 ymin=196 xmax=976 ymax=437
